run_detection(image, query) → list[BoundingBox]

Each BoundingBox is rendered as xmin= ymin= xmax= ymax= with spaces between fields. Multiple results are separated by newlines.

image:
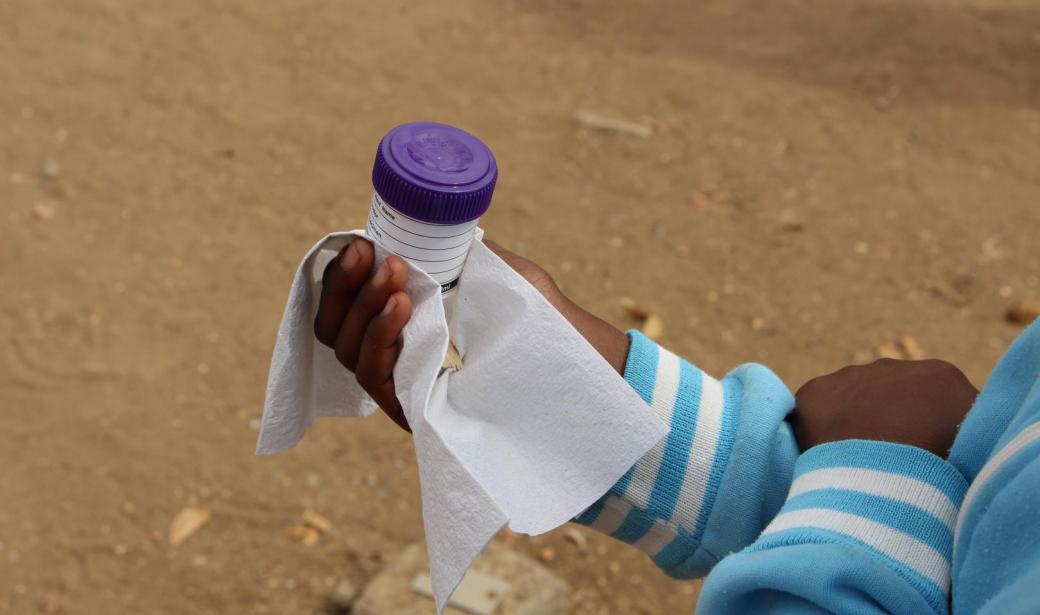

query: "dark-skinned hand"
xmin=791 ymin=358 xmax=979 ymax=457
xmin=313 ymin=238 xmax=630 ymax=432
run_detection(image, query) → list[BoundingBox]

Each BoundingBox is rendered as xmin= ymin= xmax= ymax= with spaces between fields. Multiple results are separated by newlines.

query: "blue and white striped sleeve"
xmin=574 ymin=330 xmax=800 ymax=578
xmin=697 ymin=440 xmax=968 ymax=615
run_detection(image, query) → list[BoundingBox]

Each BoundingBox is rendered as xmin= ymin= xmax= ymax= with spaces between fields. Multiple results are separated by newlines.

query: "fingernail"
xmin=342 ymin=242 xmax=359 ymax=270
xmin=371 ymin=261 xmax=390 ymax=287
xmin=382 ymin=295 xmax=398 ymax=316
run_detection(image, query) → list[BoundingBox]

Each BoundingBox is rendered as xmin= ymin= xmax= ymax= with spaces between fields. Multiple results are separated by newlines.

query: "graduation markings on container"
xmin=367 ymin=191 xmax=478 ymax=291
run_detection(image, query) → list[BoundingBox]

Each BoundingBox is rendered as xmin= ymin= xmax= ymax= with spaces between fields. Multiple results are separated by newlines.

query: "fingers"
xmin=333 ymin=255 xmax=409 ymax=371
xmin=355 ymin=291 xmax=413 ymax=432
xmin=314 ymin=239 xmax=374 ymax=347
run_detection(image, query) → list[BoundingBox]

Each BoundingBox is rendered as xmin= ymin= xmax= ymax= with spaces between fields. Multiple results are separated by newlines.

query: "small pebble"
xmin=328 ymin=579 xmax=359 ymax=609
xmin=1006 ymin=301 xmax=1040 ymax=324
xmin=31 ymin=202 xmax=56 ymax=220
xmin=41 ymin=159 xmax=61 ymax=179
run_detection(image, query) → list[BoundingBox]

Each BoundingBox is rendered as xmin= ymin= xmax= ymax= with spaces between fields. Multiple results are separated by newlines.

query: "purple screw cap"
xmin=372 ymin=122 xmax=498 ymax=225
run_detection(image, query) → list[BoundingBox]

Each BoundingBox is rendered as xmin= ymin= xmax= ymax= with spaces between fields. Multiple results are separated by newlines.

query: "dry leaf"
xmin=1006 ymin=301 xmax=1040 ymax=324
xmin=442 ymin=340 xmax=463 ymax=372
xmin=928 ymin=277 xmax=973 ymax=307
xmin=168 ymin=507 xmax=211 ymax=546
xmin=302 ymin=509 xmax=332 ymax=533
xmin=641 ymin=313 xmax=664 ymax=340
xmin=287 ymin=525 xmax=322 ymax=546
xmin=574 ymin=110 xmax=653 ymax=138
xmin=619 ymin=297 xmax=649 ymax=320
xmin=563 ymin=527 xmax=588 ymax=550
xmin=288 ymin=509 xmax=332 ymax=546
xmin=874 ymin=336 xmax=927 ymax=360
xmin=899 ymin=336 xmax=926 ymax=360
xmin=874 ymin=341 xmax=903 ymax=360
xmin=620 ymin=297 xmax=663 ymax=339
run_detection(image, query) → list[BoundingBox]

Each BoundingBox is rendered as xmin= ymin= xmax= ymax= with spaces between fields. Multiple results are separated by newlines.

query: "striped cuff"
xmin=575 ymin=331 xmax=736 ymax=571
xmin=750 ymin=440 xmax=968 ymax=614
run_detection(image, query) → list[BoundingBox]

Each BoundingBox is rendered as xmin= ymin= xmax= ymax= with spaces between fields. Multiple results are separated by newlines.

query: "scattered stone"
xmin=411 ymin=571 xmax=508 ymax=615
xmin=538 ymin=547 xmax=556 ymax=563
xmin=1006 ymin=301 xmax=1040 ymax=325
xmin=324 ymin=579 xmax=359 ymax=614
xmin=777 ymin=209 xmax=804 ymax=232
xmin=120 ymin=502 xmax=137 ymax=515
xmin=168 ymin=507 xmax=211 ymax=546
xmin=31 ymin=202 xmax=56 ymax=220
xmin=979 ymin=237 xmax=1005 ymax=263
xmin=750 ymin=317 xmax=765 ymax=332
xmin=353 ymin=542 xmax=568 ymax=615
xmin=41 ymin=159 xmax=61 ymax=179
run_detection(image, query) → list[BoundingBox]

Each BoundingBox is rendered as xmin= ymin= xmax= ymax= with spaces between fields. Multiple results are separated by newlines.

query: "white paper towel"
xmin=257 ymin=231 xmax=666 ymax=612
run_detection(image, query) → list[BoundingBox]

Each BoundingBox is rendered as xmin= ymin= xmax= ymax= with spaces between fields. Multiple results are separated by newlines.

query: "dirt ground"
xmin=1 ymin=0 xmax=1038 ymax=613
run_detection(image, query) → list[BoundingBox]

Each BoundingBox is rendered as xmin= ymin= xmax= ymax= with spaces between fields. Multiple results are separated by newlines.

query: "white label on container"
xmin=366 ymin=192 xmax=478 ymax=292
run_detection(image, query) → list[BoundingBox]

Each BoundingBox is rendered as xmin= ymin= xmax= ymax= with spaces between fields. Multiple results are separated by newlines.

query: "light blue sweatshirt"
xmin=575 ymin=320 xmax=1040 ymax=614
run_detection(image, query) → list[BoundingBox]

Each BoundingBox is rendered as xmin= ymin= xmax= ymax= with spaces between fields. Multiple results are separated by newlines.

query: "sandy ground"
xmin=2 ymin=1 xmax=1039 ymax=613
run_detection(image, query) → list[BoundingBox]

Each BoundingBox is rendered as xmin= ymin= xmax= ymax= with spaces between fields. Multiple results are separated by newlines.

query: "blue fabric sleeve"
xmin=948 ymin=319 xmax=1040 ymax=613
xmin=697 ymin=440 xmax=968 ymax=614
xmin=574 ymin=330 xmax=799 ymax=578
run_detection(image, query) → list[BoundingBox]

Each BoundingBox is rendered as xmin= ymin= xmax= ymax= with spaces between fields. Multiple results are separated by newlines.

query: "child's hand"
xmin=313 ymin=237 xmax=631 ymax=432
xmin=314 ymin=238 xmax=413 ymax=431
xmin=791 ymin=358 xmax=979 ymax=457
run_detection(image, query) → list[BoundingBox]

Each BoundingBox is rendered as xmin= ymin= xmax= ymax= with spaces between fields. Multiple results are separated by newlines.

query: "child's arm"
xmin=696 ymin=440 xmax=966 ymax=614
xmin=316 ymin=238 xmax=976 ymax=592
xmin=572 ymin=330 xmax=800 ymax=578
xmin=694 ymin=359 xmax=981 ymax=615
xmin=573 ymin=340 xmax=978 ymax=583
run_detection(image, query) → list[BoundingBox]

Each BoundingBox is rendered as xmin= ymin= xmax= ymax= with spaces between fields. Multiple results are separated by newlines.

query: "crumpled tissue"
xmin=257 ymin=230 xmax=665 ymax=612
